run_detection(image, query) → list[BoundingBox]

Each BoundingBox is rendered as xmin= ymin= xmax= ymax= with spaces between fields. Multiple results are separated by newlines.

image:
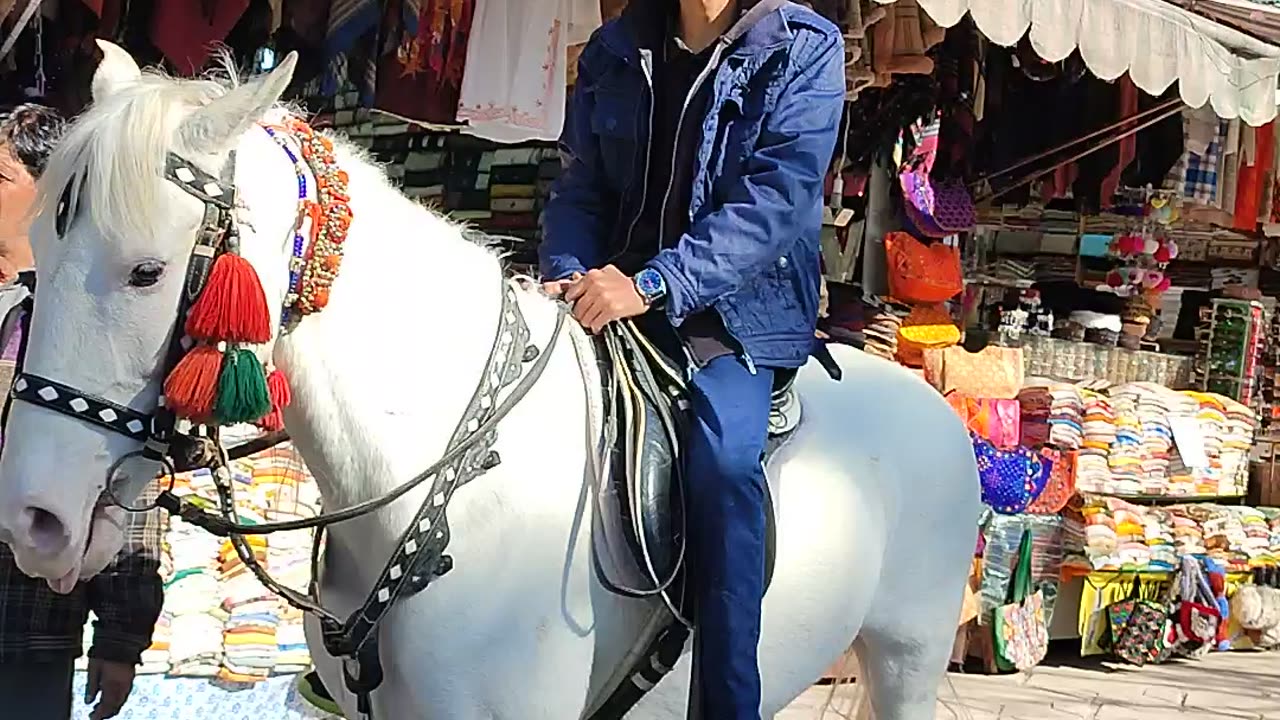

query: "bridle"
xmin=2 ymin=126 xmax=567 ymax=718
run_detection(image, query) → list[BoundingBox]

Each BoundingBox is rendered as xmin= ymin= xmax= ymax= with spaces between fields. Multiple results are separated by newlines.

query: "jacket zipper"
xmin=655 ymin=41 xmax=725 ymax=255
xmin=658 ymin=40 xmax=756 ymax=376
xmin=618 ymin=49 xmax=656 ymax=260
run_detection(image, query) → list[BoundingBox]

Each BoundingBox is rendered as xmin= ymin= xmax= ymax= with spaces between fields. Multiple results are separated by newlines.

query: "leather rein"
xmin=2 ymin=129 xmax=567 ymax=718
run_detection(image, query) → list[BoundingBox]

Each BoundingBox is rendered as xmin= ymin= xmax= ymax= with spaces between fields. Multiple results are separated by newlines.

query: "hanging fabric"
xmin=1234 ymin=122 xmax=1275 ymax=231
xmin=149 ymin=0 xmax=252 ymax=74
xmin=455 ymin=0 xmax=602 ymax=143
xmin=375 ymin=0 xmax=476 ymax=125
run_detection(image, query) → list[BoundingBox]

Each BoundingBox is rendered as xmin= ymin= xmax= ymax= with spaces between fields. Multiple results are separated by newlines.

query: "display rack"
xmin=1203 ymin=299 xmax=1266 ymax=409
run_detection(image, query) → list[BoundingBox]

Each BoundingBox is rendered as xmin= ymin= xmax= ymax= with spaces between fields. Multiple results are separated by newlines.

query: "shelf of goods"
xmin=1200 ymin=298 xmax=1266 ymax=408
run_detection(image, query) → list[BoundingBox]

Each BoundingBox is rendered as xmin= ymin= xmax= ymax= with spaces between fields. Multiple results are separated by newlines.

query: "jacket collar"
xmin=600 ymin=0 xmax=791 ymax=64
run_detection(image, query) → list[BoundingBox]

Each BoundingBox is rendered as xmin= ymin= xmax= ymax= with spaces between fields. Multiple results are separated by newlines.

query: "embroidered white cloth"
xmin=875 ymin=0 xmax=1280 ymax=126
xmin=458 ymin=0 xmax=603 ymax=143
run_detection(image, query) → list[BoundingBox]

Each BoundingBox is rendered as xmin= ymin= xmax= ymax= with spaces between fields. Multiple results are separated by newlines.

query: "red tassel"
xmin=257 ymin=368 xmax=292 ymax=431
xmin=164 ymin=345 xmax=224 ymax=420
xmin=185 ymin=254 xmax=272 ymax=344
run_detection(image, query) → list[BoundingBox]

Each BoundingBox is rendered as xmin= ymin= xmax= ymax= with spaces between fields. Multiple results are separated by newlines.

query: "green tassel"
xmin=214 ymin=348 xmax=272 ymax=425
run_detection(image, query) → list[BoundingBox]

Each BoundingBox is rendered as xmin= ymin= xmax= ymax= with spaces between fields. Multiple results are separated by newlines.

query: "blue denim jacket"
xmin=539 ymin=1 xmax=845 ymax=369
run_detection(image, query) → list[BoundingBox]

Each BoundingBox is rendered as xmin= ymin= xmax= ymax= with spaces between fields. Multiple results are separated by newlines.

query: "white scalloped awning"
xmin=877 ymin=0 xmax=1280 ymax=126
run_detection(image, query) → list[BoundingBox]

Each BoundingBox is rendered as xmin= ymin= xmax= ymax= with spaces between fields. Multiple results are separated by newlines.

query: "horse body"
xmin=0 ymin=46 xmax=982 ymax=719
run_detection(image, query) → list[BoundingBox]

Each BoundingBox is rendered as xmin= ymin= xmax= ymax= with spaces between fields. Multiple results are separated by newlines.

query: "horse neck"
xmin=264 ymin=147 xmax=506 ymax=518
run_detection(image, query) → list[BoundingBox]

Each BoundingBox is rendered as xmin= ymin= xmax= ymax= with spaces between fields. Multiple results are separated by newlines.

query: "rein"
xmin=3 ymin=121 xmax=566 ymax=718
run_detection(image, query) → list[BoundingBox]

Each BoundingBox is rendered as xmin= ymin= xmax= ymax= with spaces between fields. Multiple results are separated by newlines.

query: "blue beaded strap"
xmin=262 ymin=125 xmax=310 ymax=327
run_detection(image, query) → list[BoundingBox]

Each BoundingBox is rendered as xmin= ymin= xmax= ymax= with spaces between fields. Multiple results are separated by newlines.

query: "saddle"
xmin=592 ymin=321 xmax=822 ymax=615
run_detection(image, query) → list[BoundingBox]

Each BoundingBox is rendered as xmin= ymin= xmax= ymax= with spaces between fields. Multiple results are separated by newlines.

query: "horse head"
xmin=0 ymin=41 xmax=297 ymax=591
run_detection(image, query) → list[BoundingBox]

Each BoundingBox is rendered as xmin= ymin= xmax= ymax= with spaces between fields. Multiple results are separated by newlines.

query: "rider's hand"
xmin=564 ymin=266 xmax=648 ymax=333
xmin=542 ymin=272 xmax=582 ymax=297
xmin=86 ymin=658 xmax=137 ymax=720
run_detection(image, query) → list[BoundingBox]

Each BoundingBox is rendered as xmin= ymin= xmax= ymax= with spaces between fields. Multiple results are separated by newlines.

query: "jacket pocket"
xmin=590 ymin=90 xmax=642 ymax=195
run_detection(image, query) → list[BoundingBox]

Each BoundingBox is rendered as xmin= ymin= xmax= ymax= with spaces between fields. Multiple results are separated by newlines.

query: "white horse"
xmin=0 ymin=44 xmax=981 ymax=719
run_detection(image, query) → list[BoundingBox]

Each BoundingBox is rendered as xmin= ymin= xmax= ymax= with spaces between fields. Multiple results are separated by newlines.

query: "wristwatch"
xmin=633 ymin=267 xmax=667 ymax=306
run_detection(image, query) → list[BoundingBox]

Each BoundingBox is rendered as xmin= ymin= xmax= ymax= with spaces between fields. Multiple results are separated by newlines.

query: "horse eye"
xmin=128 ymin=261 xmax=166 ymax=288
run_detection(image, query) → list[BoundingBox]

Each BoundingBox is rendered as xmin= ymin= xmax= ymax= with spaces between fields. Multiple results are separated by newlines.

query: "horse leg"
xmin=852 ymin=548 xmax=973 ymax=719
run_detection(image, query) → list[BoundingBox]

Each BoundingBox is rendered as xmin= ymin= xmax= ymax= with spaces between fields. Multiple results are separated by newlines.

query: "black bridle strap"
xmin=7 ymin=153 xmax=238 ymax=459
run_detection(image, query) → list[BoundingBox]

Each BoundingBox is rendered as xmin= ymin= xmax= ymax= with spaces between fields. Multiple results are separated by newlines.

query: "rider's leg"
xmin=684 ymin=355 xmax=774 ymax=720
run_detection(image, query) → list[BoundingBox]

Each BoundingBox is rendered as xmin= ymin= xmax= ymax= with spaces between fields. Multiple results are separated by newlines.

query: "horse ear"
xmin=92 ymin=40 xmax=142 ymax=102
xmin=178 ymin=52 xmax=299 ymax=153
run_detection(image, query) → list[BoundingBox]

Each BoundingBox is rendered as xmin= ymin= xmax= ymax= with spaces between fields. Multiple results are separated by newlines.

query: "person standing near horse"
xmin=541 ymin=1 xmax=844 ymax=716
xmin=0 ymin=103 xmax=164 ymax=720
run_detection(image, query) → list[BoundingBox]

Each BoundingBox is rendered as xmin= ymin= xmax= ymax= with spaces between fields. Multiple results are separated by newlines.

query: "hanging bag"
xmin=1107 ymin=575 xmax=1173 ymax=666
xmin=898 ymin=113 xmax=977 ymax=238
xmin=992 ymin=529 xmax=1049 ymax=672
xmin=1172 ymin=556 xmax=1221 ymax=655
xmin=1026 ymin=448 xmax=1076 ymax=514
xmin=884 ymin=232 xmax=963 ymax=304
xmin=972 ymin=433 xmax=1053 ymax=514
xmin=923 ymin=344 xmax=1025 ymax=399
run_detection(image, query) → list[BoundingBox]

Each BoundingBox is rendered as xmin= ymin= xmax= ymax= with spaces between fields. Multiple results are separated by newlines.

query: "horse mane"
xmin=35 ymin=59 xmax=250 ymax=248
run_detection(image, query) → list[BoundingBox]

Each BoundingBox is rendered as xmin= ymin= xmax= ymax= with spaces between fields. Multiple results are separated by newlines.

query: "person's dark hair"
xmin=0 ymin=104 xmax=65 ymax=179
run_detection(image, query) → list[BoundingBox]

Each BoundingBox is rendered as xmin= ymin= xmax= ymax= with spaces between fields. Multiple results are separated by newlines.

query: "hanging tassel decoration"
xmin=164 ymin=345 xmax=225 ymax=420
xmin=214 ymin=347 xmax=272 ymax=425
xmin=186 ymin=254 xmax=273 ymax=344
xmin=257 ymin=367 xmax=292 ymax=431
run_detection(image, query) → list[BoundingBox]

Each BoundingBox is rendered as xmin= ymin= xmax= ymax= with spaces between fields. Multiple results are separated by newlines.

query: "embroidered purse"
xmin=972 ymin=433 xmax=1052 ymax=515
xmin=1026 ymin=448 xmax=1076 ymax=514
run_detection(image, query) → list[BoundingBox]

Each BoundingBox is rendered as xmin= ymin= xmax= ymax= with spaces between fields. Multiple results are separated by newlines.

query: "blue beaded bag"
xmin=972 ymin=432 xmax=1053 ymax=515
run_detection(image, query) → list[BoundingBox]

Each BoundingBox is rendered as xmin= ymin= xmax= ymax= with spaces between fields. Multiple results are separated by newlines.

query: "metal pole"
xmin=0 ymin=0 xmax=41 ymax=63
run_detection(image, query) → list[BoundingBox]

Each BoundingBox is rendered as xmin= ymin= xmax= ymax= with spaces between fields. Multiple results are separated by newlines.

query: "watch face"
xmin=638 ymin=270 xmax=664 ymax=298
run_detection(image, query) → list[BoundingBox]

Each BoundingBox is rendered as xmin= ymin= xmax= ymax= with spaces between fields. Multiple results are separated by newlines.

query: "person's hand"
xmin=564 ymin=265 xmax=649 ymax=333
xmin=86 ymin=658 xmax=137 ymax=720
xmin=542 ymin=272 xmax=583 ymax=297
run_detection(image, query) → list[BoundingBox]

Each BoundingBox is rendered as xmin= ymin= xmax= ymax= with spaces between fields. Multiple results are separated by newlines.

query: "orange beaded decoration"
xmin=278 ymin=117 xmax=352 ymax=320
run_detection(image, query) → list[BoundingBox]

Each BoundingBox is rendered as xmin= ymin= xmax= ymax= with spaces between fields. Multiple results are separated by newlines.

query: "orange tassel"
xmin=256 ymin=368 xmax=292 ymax=432
xmin=185 ymin=254 xmax=272 ymax=344
xmin=164 ymin=345 xmax=223 ymax=420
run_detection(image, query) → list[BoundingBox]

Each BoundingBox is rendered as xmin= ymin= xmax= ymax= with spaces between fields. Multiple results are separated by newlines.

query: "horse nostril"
xmin=19 ymin=507 xmax=69 ymax=555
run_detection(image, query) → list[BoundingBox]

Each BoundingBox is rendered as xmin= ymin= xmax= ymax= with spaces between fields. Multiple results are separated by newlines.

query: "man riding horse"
xmin=541 ymin=0 xmax=844 ymax=716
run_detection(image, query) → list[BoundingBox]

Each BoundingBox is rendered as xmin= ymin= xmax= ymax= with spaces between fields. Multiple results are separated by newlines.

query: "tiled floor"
xmin=777 ymin=648 xmax=1280 ymax=719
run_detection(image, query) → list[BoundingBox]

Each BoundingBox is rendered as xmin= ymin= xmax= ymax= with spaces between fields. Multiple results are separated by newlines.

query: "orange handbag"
xmin=1027 ymin=448 xmax=1076 ymax=514
xmin=884 ymin=232 xmax=963 ymax=304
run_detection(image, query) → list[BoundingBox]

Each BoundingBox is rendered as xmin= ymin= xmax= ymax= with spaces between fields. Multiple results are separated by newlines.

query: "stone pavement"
xmin=778 ymin=648 xmax=1280 ymax=719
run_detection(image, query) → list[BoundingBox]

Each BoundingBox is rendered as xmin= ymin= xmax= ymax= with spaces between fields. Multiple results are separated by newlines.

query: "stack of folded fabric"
xmin=1143 ymin=508 xmax=1178 ymax=571
xmin=1265 ymin=508 xmax=1280 ymax=562
xmin=1111 ymin=499 xmax=1151 ymax=568
xmin=1076 ymin=391 xmax=1115 ymax=493
xmin=1017 ymin=384 xmax=1053 ymax=447
xmin=219 ymin=528 xmax=279 ymax=682
xmin=1132 ymin=383 xmax=1175 ymax=494
xmin=1168 ymin=507 xmax=1209 ymax=557
xmin=251 ymin=444 xmax=322 ymax=675
xmin=1081 ymin=496 xmax=1121 ymax=569
xmin=1188 ymin=504 xmax=1250 ymax=572
xmin=1220 ymin=398 xmax=1256 ymax=496
xmin=1047 ymin=384 xmax=1085 ymax=450
xmin=165 ymin=462 xmax=227 ymax=677
xmin=140 ymin=614 xmax=172 ymax=675
xmin=1059 ymin=508 xmax=1091 ymax=574
xmin=1182 ymin=392 xmax=1227 ymax=495
xmin=1236 ymin=506 xmax=1276 ymax=567
xmin=1107 ymin=391 xmax=1146 ymax=496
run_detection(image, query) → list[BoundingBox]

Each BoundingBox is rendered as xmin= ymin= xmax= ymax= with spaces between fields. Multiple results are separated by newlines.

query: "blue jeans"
xmin=686 ymin=355 xmax=774 ymax=720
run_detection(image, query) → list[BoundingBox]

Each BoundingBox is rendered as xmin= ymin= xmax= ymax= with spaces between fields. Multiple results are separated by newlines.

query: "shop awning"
xmin=878 ymin=0 xmax=1280 ymax=126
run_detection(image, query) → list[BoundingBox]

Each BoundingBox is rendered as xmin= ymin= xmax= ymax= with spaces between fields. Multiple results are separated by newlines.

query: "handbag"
xmin=884 ymin=232 xmax=963 ymax=304
xmin=898 ymin=113 xmax=976 ymax=238
xmin=1106 ymin=576 xmax=1173 ymax=666
xmin=1026 ymin=448 xmax=1076 ymax=514
xmin=992 ymin=530 xmax=1049 ymax=672
xmin=897 ymin=303 xmax=959 ymax=366
xmin=924 ymin=345 xmax=1024 ymax=399
xmin=972 ymin=433 xmax=1053 ymax=515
